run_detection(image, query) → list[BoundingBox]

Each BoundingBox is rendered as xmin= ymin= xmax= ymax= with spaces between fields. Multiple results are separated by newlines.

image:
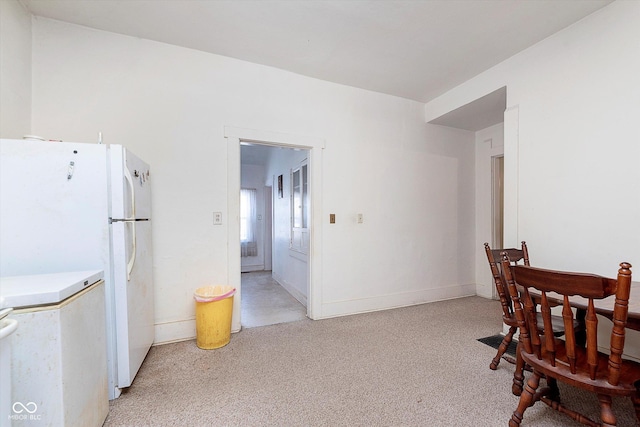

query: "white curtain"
xmin=240 ymin=188 xmax=258 ymax=257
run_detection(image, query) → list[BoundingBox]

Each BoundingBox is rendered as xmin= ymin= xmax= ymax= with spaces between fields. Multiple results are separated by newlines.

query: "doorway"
xmin=240 ymin=142 xmax=310 ymax=328
xmin=492 ymin=155 xmax=504 ymax=250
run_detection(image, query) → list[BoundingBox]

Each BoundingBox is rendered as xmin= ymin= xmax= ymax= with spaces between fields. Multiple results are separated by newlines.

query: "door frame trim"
xmin=503 ymin=105 xmax=519 ymax=248
xmin=225 ymin=126 xmax=324 ymax=331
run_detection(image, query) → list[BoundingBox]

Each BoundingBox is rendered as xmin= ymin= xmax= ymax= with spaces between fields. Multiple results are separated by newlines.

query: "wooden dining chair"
xmin=502 ymin=258 xmax=640 ymax=426
xmin=484 ymin=242 xmax=583 ymax=396
xmin=484 ymin=242 xmax=531 ymax=372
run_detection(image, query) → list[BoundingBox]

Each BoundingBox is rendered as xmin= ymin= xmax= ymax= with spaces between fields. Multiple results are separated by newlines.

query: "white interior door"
xmin=491 ymin=155 xmax=504 ymax=300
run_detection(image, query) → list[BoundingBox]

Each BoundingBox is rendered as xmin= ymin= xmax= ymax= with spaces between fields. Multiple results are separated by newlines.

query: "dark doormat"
xmin=477 ymin=334 xmax=517 ymax=357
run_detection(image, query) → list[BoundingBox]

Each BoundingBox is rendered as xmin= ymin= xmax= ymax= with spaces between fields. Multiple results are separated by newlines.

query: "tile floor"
xmin=240 ymin=270 xmax=307 ymax=328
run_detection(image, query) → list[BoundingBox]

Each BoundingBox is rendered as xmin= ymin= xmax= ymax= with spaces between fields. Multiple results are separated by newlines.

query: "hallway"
xmin=240 ymin=271 xmax=307 ymax=328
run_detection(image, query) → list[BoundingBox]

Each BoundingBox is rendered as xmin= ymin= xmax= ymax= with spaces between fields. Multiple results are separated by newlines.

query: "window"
xmin=240 ymin=188 xmax=258 ymax=257
xmin=290 ymin=160 xmax=309 ymax=253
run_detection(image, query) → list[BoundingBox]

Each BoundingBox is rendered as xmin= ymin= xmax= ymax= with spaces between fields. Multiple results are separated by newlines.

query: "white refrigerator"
xmin=0 ymin=138 xmax=154 ymax=400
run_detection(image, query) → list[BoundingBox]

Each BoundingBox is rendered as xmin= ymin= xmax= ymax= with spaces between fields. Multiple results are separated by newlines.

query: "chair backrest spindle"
xmin=540 ymin=292 xmax=556 ymax=365
xmin=608 ymin=262 xmax=632 ymax=386
xmin=586 ymin=299 xmax=598 ymax=380
xmin=562 ymin=295 xmax=577 ymax=373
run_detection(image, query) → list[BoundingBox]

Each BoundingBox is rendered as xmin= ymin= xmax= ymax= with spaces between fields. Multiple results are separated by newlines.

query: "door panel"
xmin=124 ymin=150 xmax=152 ymax=220
xmin=110 ymin=146 xmax=151 ymax=220
xmin=112 ymin=220 xmax=154 ymax=388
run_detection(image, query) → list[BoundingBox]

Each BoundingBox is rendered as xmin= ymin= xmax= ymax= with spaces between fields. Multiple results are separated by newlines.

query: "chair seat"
xmin=520 ymin=336 xmax=640 ymax=396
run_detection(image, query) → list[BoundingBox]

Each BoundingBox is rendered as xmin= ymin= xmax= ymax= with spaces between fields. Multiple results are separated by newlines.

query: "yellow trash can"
xmin=194 ymin=285 xmax=236 ymax=349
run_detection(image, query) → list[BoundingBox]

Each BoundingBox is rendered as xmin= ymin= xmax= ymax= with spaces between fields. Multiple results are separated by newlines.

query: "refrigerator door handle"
xmin=124 ymin=165 xmax=137 ymax=280
xmin=126 ymin=221 xmax=136 ymax=281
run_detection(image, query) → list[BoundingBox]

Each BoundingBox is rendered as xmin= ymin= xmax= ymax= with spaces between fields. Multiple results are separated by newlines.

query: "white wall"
xmin=427 ymin=1 xmax=640 ymax=275
xmin=240 ymin=164 xmax=266 ymax=272
xmin=26 ymin=17 xmax=476 ymax=343
xmin=475 ymin=123 xmax=504 ymax=298
xmin=0 ymin=0 xmax=31 ymax=138
xmin=319 ymin=123 xmax=476 ymax=318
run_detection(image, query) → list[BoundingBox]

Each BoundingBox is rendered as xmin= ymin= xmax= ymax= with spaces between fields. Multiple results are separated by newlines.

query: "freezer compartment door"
xmin=111 ymin=219 xmax=154 ymax=388
xmin=110 ymin=145 xmax=152 ymax=220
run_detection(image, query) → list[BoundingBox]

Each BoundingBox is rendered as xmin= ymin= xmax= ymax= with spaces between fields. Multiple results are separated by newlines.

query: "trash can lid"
xmin=194 ymin=285 xmax=236 ymax=302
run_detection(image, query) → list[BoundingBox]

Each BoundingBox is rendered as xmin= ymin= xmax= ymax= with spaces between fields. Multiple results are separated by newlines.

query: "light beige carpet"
xmin=105 ymin=296 xmax=638 ymax=426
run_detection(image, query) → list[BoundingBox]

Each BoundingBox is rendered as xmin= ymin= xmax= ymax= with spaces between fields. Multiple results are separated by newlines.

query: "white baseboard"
xmin=154 ymin=318 xmax=196 ymax=345
xmin=318 ymin=283 xmax=477 ymax=319
xmin=475 ymin=283 xmax=493 ymax=299
xmin=271 ymin=272 xmax=308 ymax=306
xmin=241 ymin=264 xmax=265 ymax=273
xmin=154 ymin=317 xmax=242 ymax=346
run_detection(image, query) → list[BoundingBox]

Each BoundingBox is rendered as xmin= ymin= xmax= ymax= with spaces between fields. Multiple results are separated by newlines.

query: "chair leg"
xmin=510 ymin=371 xmax=541 ymax=427
xmin=512 ymin=341 xmax=525 ymax=396
xmin=598 ymin=394 xmax=616 ymax=426
xmin=547 ymin=377 xmax=560 ymax=403
xmin=491 ymin=326 xmax=517 ymax=370
xmin=633 ymin=380 xmax=640 ymax=423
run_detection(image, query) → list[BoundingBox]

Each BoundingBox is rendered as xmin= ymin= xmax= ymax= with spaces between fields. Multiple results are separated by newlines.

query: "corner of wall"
xmin=0 ymin=0 xmax=32 ymax=138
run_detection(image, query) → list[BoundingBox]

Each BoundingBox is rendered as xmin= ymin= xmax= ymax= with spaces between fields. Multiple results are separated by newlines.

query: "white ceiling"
xmin=21 ymin=0 xmax=612 ymax=106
